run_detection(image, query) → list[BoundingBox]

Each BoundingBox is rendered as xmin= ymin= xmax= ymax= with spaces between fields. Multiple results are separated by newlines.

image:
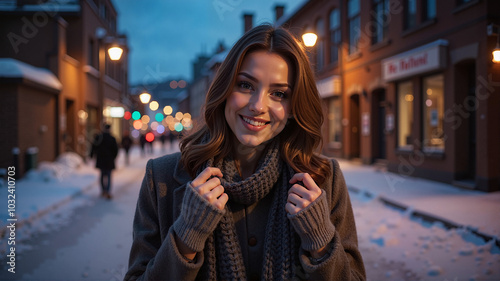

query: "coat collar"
xmin=171 ymin=152 xmax=192 ymax=184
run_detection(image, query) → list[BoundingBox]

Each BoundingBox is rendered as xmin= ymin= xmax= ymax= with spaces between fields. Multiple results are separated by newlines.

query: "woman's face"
xmin=225 ymin=50 xmax=293 ymax=148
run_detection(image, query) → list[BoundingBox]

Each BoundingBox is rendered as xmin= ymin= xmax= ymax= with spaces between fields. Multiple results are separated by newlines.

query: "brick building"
xmin=279 ymin=0 xmax=500 ymax=192
xmin=0 ymin=0 xmax=129 ymax=175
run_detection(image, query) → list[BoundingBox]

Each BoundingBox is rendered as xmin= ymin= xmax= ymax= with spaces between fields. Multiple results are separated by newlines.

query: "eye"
xmin=238 ymin=81 xmax=254 ymax=92
xmin=271 ymin=90 xmax=287 ymax=100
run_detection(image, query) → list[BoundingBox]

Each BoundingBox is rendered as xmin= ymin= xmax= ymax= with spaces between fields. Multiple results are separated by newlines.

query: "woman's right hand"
xmin=191 ymin=167 xmax=228 ymax=210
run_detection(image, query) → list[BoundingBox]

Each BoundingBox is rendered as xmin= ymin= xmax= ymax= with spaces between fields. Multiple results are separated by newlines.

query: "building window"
xmin=328 ymin=97 xmax=342 ymax=143
xmin=422 ymin=74 xmax=444 ymax=151
xmin=397 ymin=81 xmax=413 ymax=149
xmin=348 ymin=0 xmax=360 ymax=54
xmin=315 ymin=18 xmax=325 ymax=71
xmin=423 ymin=0 xmax=436 ymax=21
xmin=329 ymin=9 xmax=340 ymax=64
xmin=404 ymin=0 xmax=417 ymax=30
xmin=372 ymin=0 xmax=389 ymax=44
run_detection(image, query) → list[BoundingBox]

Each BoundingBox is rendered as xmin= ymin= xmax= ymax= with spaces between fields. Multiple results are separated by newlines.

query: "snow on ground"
xmin=351 ymin=189 xmax=500 ymax=281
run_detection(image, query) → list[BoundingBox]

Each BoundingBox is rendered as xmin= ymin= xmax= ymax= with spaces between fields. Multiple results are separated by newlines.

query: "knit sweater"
xmin=125 ymin=152 xmax=366 ymax=280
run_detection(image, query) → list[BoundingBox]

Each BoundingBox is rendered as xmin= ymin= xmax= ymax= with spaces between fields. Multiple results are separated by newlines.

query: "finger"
xmin=214 ymin=193 xmax=228 ymax=210
xmin=285 ymin=202 xmax=300 ymax=215
xmin=288 ymin=184 xmax=319 ymax=203
xmin=287 ymin=192 xmax=309 ymax=209
xmin=203 ymin=185 xmax=225 ymax=203
xmin=195 ymin=177 xmax=221 ymax=195
xmin=289 ymin=173 xmax=319 ymax=191
xmin=192 ymin=167 xmax=223 ymax=187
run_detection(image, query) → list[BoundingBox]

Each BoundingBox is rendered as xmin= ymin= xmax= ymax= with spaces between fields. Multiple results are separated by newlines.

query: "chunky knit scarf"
xmin=196 ymin=139 xmax=299 ymax=281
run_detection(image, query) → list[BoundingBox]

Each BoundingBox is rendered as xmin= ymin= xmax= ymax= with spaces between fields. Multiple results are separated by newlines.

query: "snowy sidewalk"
xmin=0 ymin=141 xmax=173 ymax=237
xmin=338 ymin=159 xmax=500 ymax=245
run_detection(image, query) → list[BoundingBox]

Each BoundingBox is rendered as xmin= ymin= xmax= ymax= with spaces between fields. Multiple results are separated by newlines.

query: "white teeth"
xmin=242 ymin=116 xmax=266 ymax=126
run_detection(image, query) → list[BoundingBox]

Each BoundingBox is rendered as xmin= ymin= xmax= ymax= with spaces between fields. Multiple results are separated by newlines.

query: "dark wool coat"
xmin=90 ymin=132 xmax=118 ymax=170
xmin=125 ymin=152 xmax=366 ymax=281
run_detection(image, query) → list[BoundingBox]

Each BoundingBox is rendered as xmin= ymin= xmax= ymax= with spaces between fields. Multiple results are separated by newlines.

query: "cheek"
xmin=271 ymin=103 xmax=290 ymax=122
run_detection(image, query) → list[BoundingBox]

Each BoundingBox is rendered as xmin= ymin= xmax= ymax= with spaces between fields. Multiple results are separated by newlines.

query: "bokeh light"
xmin=145 ymin=132 xmax=155 ymax=142
xmin=149 ymin=101 xmax=159 ymax=111
xmin=178 ymin=80 xmax=187 ymax=88
xmin=133 ymin=120 xmax=142 ymax=130
xmin=175 ymin=122 xmax=183 ymax=132
xmin=132 ymin=111 xmax=141 ymax=120
xmin=131 ymin=130 xmax=140 ymax=138
xmin=157 ymin=125 xmax=165 ymax=134
xmin=155 ymin=113 xmax=164 ymax=122
xmin=124 ymin=111 xmax=132 ymax=120
xmin=170 ymin=80 xmax=178 ymax=89
xmin=175 ymin=112 xmax=183 ymax=120
xmin=163 ymin=106 xmax=173 ymax=115
xmin=141 ymin=115 xmax=150 ymax=124
xmin=151 ymin=121 xmax=159 ymax=131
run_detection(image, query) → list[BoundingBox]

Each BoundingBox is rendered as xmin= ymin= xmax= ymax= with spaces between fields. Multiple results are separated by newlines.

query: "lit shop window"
xmin=423 ymin=74 xmax=444 ymax=151
xmin=328 ymin=97 xmax=342 ymax=144
xmin=398 ymin=81 xmax=414 ymax=149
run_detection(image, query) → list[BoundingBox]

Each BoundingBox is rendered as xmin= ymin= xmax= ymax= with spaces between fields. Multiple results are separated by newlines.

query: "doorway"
xmin=349 ymin=94 xmax=360 ymax=159
xmin=372 ymin=89 xmax=387 ymax=160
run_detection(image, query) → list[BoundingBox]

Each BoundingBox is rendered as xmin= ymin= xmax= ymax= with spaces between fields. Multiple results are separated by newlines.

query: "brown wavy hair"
xmin=180 ymin=24 xmax=331 ymax=186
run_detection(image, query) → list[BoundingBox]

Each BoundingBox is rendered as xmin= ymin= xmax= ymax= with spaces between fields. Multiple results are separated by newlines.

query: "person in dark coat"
xmin=121 ymin=131 xmax=133 ymax=165
xmin=90 ymin=124 xmax=118 ymax=199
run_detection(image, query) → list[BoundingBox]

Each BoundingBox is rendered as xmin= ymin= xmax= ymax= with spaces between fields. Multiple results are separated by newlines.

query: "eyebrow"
xmin=238 ymin=72 xmax=291 ymax=89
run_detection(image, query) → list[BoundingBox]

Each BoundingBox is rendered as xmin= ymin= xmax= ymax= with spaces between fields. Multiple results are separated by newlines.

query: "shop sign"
xmin=382 ymin=40 xmax=448 ymax=82
xmin=316 ymin=75 xmax=341 ymax=98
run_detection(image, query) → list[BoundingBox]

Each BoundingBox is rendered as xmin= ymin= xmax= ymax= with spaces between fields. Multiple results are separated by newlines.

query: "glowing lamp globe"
xmin=108 ymin=46 xmax=123 ymax=61
xmin=302 ymin=33 xmax=318 ymax=47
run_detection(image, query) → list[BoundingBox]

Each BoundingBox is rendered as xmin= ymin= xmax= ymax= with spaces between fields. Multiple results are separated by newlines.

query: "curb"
xmin=347 ymin=186 xmax=500 ymax=249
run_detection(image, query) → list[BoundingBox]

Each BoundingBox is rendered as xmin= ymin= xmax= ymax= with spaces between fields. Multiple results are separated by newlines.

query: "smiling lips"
xmin=240 ymin=115 xmax=270 ymax=131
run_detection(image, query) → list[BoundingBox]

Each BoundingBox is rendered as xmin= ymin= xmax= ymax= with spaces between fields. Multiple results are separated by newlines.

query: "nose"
xmin=248 ymin=90 xmax=267 ymax=114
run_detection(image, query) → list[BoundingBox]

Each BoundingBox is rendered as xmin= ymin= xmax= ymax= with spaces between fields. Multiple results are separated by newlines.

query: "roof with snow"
xmin=205 ymin=50 xmax=229 ymax=70
xmin=0 ymin=0 xmax=80 ymax=12
xmin=0 ymin=58 xmax=62 ymax=91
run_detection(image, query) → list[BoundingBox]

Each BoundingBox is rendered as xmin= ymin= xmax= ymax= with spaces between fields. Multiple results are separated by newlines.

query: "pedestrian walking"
xmin=90 ymin=123 xmax=118 ymax=200
xmin=121 ymin=131 xmax=133 ymax=165
xmin=139 ymin=133 xmax=146 ymax=156
xmin=125 ymin=24 xmax=365 ymax=280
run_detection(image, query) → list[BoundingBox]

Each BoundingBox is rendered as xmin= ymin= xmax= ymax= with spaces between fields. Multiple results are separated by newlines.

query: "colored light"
xmin=124 ymin=111 xmax=132 ymax=120
xmin=145 ymin=132 xmax=155 ymax=142
xmin=133 ymin=120 xmax=142 ymax=130
xmin=183 ymin=113 xmax=191 ymax=120
xmin=151 ymin=121 xmax=159 ymax=131
xmin=178 ymin=80 xmax=187 ymax=88
xmin=131 ymin=130 xmax=140 ymax=138
xmin=170 ymin=80 xmax=178 ymax=89
xmin=155 ymin=113 xmax=164 ymax=122
xmin=139 ymin=92 xmax=151 ymax=104
xmin=163 ymin=106 xmax=173 ymax=115
xmin=157 ymin=125 xmax=165 ymax=134
xmin=175 ymin=112 xmax=183 ymax=120
xmin=149 ymin=101 xmax=159 ymax=111
xmin=132 ymin=111 xmax=141 ymax=120
xmin=141 ymin=115 xmax=150 ymax=124
xmin=108 ymin=46 xmax=123 ymax=61
xmin=175 ymin=123 xmax=183 ymax=132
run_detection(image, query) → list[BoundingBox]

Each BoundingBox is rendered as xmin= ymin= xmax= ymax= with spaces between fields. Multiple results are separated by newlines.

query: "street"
xmin=0 ymin=145 xmax=159 ymax=281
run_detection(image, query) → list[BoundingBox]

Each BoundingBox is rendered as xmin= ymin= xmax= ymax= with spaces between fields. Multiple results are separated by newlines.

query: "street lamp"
xmin=487 ymin=24 xmax=500 ymax=63
xmin=302 ymin=32 xmax=318 ymax=47
xmin=96 ymin=27 xmax=126 ymax=126
xmin=139 ymin=92 xmax=151 ymax=104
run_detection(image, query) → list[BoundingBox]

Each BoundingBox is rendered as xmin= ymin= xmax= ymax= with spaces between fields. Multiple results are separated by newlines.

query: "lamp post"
xmin=96 ymin=27 xmax=124 ymax=128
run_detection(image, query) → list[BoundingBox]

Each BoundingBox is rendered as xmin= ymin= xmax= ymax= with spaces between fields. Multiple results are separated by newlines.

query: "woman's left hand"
xmin=286 ymin=173 xmax=322 ymax=215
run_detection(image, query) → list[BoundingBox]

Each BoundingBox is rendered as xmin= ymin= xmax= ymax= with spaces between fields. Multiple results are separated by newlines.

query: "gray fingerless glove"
xmin=173 ymin=182 xmax=225 ymax=252
xmin=287 ymin=190 xmax=335 ymax=251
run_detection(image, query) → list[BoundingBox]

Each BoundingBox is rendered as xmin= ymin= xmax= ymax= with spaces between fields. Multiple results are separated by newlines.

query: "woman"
xmin=125 ymin=24 xmax=365 ymax=280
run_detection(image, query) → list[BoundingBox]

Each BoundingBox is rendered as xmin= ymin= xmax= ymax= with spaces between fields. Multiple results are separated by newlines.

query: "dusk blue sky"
xmin=113 ymin=0 xmax=306 ymax=86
